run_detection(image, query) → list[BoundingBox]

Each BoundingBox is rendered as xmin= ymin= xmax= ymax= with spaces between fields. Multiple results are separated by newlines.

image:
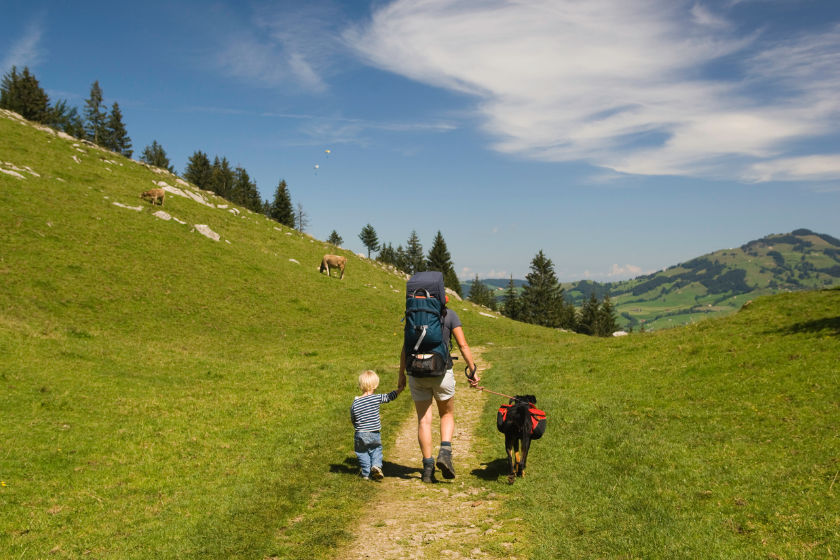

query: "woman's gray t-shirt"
xmin=443 ymin=309 xmax=462 ymax=351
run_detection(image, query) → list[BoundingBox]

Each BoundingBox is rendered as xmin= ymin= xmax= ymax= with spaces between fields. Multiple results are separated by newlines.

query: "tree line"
xmin=1 ymin=66 xmax=312 ymax=230
xmin=354 ymin=226 xmax=463 ymax=297
xmin=1 ymin=67 xmax=132 ymax=157
xmin=481 ymin=250 xmax=619 ymax=337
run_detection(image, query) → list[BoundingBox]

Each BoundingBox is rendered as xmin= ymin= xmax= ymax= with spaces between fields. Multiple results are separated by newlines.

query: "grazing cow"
xmin=140 ymin=188 xmax=165 ymax=206
xmin=320 ymin=254 xmax=346 ymax=279
xmin=497 ymin=395 xmax=546 ymax=484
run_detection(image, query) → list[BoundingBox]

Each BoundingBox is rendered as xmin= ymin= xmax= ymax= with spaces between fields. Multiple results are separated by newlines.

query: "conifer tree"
xmin=296 ymin=202 xmax=309 ymax=232
xmin=502 ymin=275 xmax=521 ymax=320
xmin=576 ymin=292 xmax=599 ymax=336
xmin=358 ymin=224 xmax=380 ymax=258
xmin=377 ymin=242 xmax=397 ymax=266
xmin=210 ymin=157 xmax=235 ymax=199
xmin=139 ymin=140 xmax=174 ymax=172
xmin=0 ymin=66 xmax=51 ymax=122
xmin=183 ymin=151 xmax=213 ymax=190
xmin=405 ymin=230 xmax=425 ymax=274
xmin=45 ymin=99 xmax=84 ymax=138
xmin=231 ymin=167 xmax=261 ymax=212
xmin=327 ymin=231 xmax=343 ymax=246
xmin=520 ymin=250 xmax=575 ymax=329
xmin=84 ymin=80 xmax=106 ymax=144
xmin=395 ymin=245 xmax=408 ymax=273
xmin=269 ymin=179 xmax=295 ymax=227
xmin=597 ymin=293 xmax=620 ymax=337
xmin=426 ymin=231 xmax=462 ymax=297
xmin=104 ymin=102 xmax=132 ymax=157
xmin=468 ymin=275 xmax=494 ymax=308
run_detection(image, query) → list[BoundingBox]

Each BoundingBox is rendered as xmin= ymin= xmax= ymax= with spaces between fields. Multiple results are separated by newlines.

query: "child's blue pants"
xmin=354 ymin=431 xmax=383 ymax=477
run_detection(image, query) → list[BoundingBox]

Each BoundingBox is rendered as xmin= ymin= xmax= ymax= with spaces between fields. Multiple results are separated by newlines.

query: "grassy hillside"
xmin=0 ymin=111 xmax=549 ymax=558
xmin=474 ymin=287 xmax=840 ymax=558
xmin=3 ymin=109 xmax=837 ymax=560
xmin=564 ymin=231 xmax=840 ymax=330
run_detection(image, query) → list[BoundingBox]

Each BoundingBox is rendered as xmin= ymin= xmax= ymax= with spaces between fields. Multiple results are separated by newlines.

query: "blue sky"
xmin=2 ymin=0 xmax=839 ymax=281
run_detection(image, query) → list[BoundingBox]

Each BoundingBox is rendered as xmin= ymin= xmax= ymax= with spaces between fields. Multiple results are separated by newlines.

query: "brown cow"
xmin=320 ymin=255 xmax=346 ymax=279
xmin=140 ymin=188 xmax=165 ymax=206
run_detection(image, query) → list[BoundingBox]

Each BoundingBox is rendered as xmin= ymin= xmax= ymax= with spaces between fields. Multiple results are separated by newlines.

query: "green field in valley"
xmin=2 ymin=111 xmax=838 ymax=559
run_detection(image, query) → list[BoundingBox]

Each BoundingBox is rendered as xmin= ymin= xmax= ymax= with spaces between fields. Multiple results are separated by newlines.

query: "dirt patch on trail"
xmin=333 ymin=348 xmax=528 ymax=560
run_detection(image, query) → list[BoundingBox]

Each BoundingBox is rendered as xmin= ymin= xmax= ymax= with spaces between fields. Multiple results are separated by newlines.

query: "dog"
xmin=320 ymin=254 xmax=346 ymax=279
xmin=497 ymin=395 xmax=546 ymax=484
xmin=140 ymin=188 xmax=165 ymax=206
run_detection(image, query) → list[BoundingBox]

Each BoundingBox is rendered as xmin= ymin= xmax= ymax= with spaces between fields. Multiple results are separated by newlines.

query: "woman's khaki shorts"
xmin=408 ymin=369 xmax=456 ymax=402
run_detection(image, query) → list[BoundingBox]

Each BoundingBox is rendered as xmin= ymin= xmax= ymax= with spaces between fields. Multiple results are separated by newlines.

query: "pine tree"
xmin=576 ymin=292 xmax=599 ymax=336
xmin=426 ymin=231 xmax=462 ymax=297
xmin=597 ymin=293 xmax=620 ymax=337
xmin=0 ymin=66 xmax=51 ymax=122
xmin=231 ymin=166 xmax=261 ymax=212
xmin=520 ymin=250 xmax=574 ymax=329
xmin=104 ymin=102 xmax=132 ymax=157
xmin=395 ymin=245 xmax=408 ymax=273
xmin=468 ymin=275 xmax=492 ymax=308
xmin=358 ymin=224 xmax=380 ymax=258
xmin=183 ymin=151 xmax=213 ymax=190
xmin=377 ymin=242 xmax=397 ymax=266
xmin=327 ymin=231 xmax=343 ymax=246
xmin=83 ymin=80 xmax=106 ymax=144
xmin=269 ymin=179 xmax=295 ymax=227
xmin=501 ymin=275 xmax=521 ymax=320
xmin=405 ymin=230 xmax=425 ymax=275
xmin=210 ymin=157 xmax=235 ymax=199
xmin=296 ymin=202 xmax=309 ymax=232
xmin=45 ymin=99 xmax=85 ymax=138
xmin=139 ymin=140 xmax=174 ymax=172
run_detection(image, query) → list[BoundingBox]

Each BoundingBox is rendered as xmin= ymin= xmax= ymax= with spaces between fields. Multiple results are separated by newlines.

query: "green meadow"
xmin=2 ymin=114 xmax=839 ymax=558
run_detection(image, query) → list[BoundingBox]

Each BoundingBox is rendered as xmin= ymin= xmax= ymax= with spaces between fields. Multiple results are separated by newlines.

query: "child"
xmin=351 ymin=370 xmax=403 ymax=480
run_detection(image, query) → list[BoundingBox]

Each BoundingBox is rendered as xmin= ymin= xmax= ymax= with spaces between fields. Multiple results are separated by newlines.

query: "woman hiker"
xmin=398 ymin=290 xmax=480 ymax=483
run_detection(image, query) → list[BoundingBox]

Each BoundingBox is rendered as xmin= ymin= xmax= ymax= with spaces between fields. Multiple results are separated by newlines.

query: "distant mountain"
xmin=563 ymin=229 xmax=840 ymax=330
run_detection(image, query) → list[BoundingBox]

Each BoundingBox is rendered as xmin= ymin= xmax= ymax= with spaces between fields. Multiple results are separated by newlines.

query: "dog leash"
xmin=475 ymin=386 xmax=531 ymax=405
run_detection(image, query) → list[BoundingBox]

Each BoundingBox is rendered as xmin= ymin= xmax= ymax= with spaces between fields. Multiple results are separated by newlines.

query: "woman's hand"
xmin=398 ymin=372 xmax=407 ymax=390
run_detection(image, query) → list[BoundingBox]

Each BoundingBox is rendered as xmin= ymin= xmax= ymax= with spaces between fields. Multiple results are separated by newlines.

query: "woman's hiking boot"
xmin=421 ymin=463 xmax=436 ymax=483
xmin=436 ymin=447 xmax=456 ymax=479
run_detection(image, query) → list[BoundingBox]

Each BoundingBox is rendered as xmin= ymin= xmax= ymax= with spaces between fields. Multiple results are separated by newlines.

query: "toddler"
xmin=350 ymin=370 xmax=403 ymax=480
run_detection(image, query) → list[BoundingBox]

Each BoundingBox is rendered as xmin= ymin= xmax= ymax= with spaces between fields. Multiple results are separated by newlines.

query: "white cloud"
xmin=580 ymin=264 xmax=648 ymax=279
xmin=2 ymin=19 xmax=44 ymax=71
xmin=345 ymin=0 xmax=840 ymax=182
xmin=484 ymin=270 xmax=508 ymax=279
xmin=459 ymin=266 xmax=474 ymax=279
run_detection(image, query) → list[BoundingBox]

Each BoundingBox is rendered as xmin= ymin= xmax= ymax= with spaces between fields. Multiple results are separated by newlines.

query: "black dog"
xmin=497 ymin=395 xmax=546 ymax=484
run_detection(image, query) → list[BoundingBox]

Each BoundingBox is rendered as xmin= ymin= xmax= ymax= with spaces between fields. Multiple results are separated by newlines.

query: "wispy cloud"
xmin=212 ymin=3 xmax=346 ymax=92
xmin=2 ymin=18 xmax=44 ymax=71
xmin=581 ymin=264 xmax=651 ymax=279
xmin=345 ymin=0 xmax=840 ymax=182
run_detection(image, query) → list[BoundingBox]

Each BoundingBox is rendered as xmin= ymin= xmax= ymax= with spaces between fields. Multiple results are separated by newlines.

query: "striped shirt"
xmin=351 ymin=391 xmax=399 ymax=432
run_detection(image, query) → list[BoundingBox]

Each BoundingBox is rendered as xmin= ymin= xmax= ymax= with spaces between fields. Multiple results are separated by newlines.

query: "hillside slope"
xmin=0 ymin=111 xmax=555 ymax=558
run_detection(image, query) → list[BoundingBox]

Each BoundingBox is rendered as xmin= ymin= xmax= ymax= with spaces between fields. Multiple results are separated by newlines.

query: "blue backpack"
xmin=404 ymin=271 xmax=449 ymax=377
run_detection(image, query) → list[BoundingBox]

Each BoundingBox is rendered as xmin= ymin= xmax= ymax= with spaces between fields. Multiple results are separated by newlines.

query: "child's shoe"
xmin=370 ymin=466 xmax=384 ymax=481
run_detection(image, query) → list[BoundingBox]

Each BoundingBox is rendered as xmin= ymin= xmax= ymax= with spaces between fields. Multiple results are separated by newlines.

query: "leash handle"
xmin=464 ymin=364 xmax=476 ymax=381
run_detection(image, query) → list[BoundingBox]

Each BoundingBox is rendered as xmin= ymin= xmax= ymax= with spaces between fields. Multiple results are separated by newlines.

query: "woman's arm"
xmin=452 ymin=326 xmax=480 ymax=387
xmin=398 ymin=346 xmax=407 ymax=390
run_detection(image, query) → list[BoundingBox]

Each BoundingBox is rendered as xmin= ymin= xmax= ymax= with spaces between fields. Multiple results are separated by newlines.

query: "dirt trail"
xmin=334 ymin=348 xmax=527 ymax=560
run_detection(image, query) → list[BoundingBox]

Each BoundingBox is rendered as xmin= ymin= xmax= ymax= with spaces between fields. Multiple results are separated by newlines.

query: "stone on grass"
xmin=228 ymin=208 xmax=240 ymax=216
xmin=112 ymin=202 xmax=143 ymax=211
xmin=289 ymin=258 xmax=300 ymax=264
xmin=0 ymin=168 xmax=25 ymax=179
xmin=194 ymin=224 xmax=220 ymax=241
xmin=153 ymin=211 xmax=172 ymax=221
xmin=612 ymin=331 xmax=628 ymax=337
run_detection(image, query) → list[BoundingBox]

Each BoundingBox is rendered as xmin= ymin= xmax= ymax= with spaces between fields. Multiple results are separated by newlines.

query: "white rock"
xmin=153 ymin=211 xmax=172 ymax=221
xmin=57 ymin=131 xmax=75 ymax=141
xmin=226 ymin=240 xmax=231 ymax=244
xmin=194 ymin=224 xmax=220 ymax=241
xmin=0 ymin=168 xmax=25 ymax=179
xmin=274 ymin=227 xmax=283 ymax=232
xmin=34 ymin=124 xmax=55 ymax=135
xmin=289 ymin=258 xmax=300 ymax=264
xmin=285 ymin=232 xmax=292 ymax=235
xmin=112 ymin=202 xmax=143 ymax=211
xmin=71 ymin=155 xmax=81 ymax=164
xmin=162 ymin=185 xmax=187 ymax=198
xmin=76 ymin=148 xmax=85 ymax=153
xmin=479 ymin=312 xmax=498 ymax=319
xmin=217 ymin=204 xmax=228 ymax=209
xmin=612 ymin=331 xmax=629 ymax=337
xmin=175 ymin=178 xmax=190 ymax=188
xmin=155 ymin=181 xmax=170 ymax=188
xmin=184 ymin=189 xmax=211 ymax=206
xmin=357 ymin=253 xmax=366 ymax=258
xmin=23 ymin=166 xmax=40 ymax=177
xmin=173 ymin=217 xmax=186 ymax=224
xmin=228 ymin=208 xmax=240 ymax=216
